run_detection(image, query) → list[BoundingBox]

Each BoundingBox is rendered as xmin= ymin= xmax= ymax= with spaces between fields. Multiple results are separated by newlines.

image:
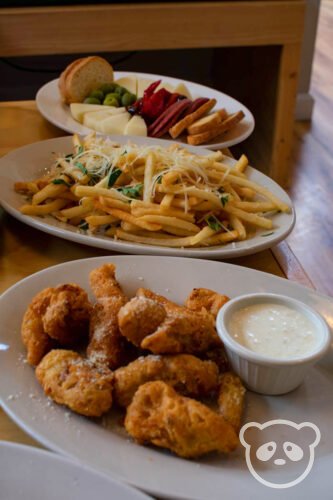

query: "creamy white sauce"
xmin=229 ymin=303 xmax=319 ymax=359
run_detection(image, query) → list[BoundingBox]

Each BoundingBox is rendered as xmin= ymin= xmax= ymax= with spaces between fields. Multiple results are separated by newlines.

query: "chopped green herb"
xmin=52 ymin=178 xmax=71 ymax=187
xmin=78 ymin=220 xmax=89 ymax=231
xmin=261 ymin=232 xmax=274 ymax=237
xmin=120 ymin=149 xmax=127 ymax=157
xmin=117 ymin=183 xmax=143 ymax=199
xmin=108 ymin=168 xmax=122 ymax=188
xmin=220 ymin=194 xmax=229 ymax=207
xmin=77 ymin=145 xmax=84 ymax=155
xmin=65 ymin=153 xmax=73 ymax=162
xmin=156 ymin=174 xmax=163 ymax=184
xmin=205 ymin=215 xmax=223 ymax=232
xmin=74 ymin=161 xmax=88 ymax=175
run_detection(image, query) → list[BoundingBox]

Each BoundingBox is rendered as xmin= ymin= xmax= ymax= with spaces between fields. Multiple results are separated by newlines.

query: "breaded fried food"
xmin=136 ymin=288 xmax=182 ymax=314
xmin=89 ymin=263 xmax=127 ymax=300
xmin=141 ymin=308 xmax=221 ymax=354
xmin=36 ymin=349 xmax=113 ymax=417
xmin=42 ymin=284 xmax=92 ymax=345
xmin=218 ymin=372 xmax=246 ymax=432
xmin=185 ymin=288 xmax=230 ymax=318
xmin=201 ymin=347 xmax=230 ymax=373
xmin=21 ymin=288 xmax=56 ymax=366
xmin=125 ymin=381 xmax=239 ymax=458
xmin=118 ymin=297 xmax=167 ymax=347
xmin=87 ymin=296 xmax=129 ymax=368
xmin=87 ymin=264 xmax=129 ymax=369
xmin=114 ymin=354 xmax=219 ymax=407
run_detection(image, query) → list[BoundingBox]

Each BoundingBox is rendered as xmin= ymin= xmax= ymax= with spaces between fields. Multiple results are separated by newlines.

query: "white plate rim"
xmin=0 ymin=135 xmax=295 ymax=259
xmin=0 ymin=440 xmax=151 ymax=499
xmin=0 ymin=255 xmax=332 ymax=500
xmin=36 ymin=72 xmax=255 ymax=150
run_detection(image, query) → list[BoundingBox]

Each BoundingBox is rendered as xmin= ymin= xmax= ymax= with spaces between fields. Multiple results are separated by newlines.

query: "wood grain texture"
xmin=284 ymin=0 xmax=333 ymax=297
xmin=0 ymin=1 xmax=305 ymax=56
xmin=271 ymin=42 xmax=303 ymax=186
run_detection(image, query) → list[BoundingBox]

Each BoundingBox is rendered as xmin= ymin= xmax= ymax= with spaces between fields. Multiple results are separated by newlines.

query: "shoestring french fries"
xmin=14 ymin=133 xmax=290 ymax=248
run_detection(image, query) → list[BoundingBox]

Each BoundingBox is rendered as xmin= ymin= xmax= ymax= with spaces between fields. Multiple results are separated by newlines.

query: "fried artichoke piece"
xmin=42 ymin=284 xmax=92 ymax=345
xmin=21 ymin=288 xmax=56 ymax=366
xmin=36 ymin=349 xmax=113 ymax=417
xmin=118 ymin=297 xmax=167 ymax=347
xmin=185 ymin=288 xmax=230 ymax=318
xmin=89 ymin=263 xmax=127 ymax=301
xmin=141 ymin=308 xmax=221 ymax=354
xmin=218 ymin=372 xmax=246 ymax=432
xmin=114 ymin=354 xmax=219 ymax=407
xmin=125 ymin=381 xmax=239 ymax=458
xmin=87 ymin=264 xmax=130 ymax=369
xmin=136 ymin=288 xmax=182 ymax=314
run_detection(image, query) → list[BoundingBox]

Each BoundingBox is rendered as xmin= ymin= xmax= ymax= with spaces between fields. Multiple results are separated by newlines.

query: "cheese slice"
xmin=71 ymin=103 xmax=126 ymax=124
xmin=100 ymin=112 xmax=131 ymax=135
xmin=137 ymin=78 xmax=154 ymax=98
xmin=83 ymin=110 xmax=119 ymax=131
xmin=115 ymin=76 xmax=137 ymax=95
xmin=71 ymin=103 xmax=107 ymax=123
xmin=124 ymin=115 xmax=147 ymax=136
xmin=174 ymin=83 xmax=192 ymax=100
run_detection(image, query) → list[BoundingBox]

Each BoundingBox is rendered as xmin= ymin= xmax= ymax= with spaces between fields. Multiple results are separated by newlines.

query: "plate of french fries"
xmin=36 ymin=72 xmax=254 ymax=150
xmin=0 ymin=255 xmax=332 ymax=500
xmin=0 ymin=134 xmax=294 ymax=258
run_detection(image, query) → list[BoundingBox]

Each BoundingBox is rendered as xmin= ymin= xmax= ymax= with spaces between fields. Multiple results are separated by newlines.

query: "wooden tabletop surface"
xmin=0 ymin=100 xmax=313 ymax=447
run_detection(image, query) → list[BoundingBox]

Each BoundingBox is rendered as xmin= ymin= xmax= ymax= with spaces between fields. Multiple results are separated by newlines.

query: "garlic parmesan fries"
xmin=14 ymin=133 xmax=290 ymax=248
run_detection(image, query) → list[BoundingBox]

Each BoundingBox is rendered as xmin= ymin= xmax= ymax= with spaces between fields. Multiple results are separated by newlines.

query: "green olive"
xmin=83 ymin=97 xmax=101 ymax=104
xmin=99 ymin=83 xmax=117 ymax=95
xmin=121 ymin=92 xmax=136 ymax=107
xmin=103 ymin=96 xmax=120 ymax=107
xmin=114 ymin=86 xmax=127 ymax=96
xmin=89 ymin=90 xmax=104 ymax=101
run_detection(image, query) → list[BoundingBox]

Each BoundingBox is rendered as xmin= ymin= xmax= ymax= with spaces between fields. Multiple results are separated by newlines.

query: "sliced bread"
xmin=61 ymin=56 xmax=114 ymax=104
xmin=58 ymin=58 xmax=84 ymax=103
xmin=187 ymin=111 xmax=245 ymax=145
xmin=168 ymin=98 xmax=216 ymax=139
xmin=187 ymin=109 xmax=227 ymax=135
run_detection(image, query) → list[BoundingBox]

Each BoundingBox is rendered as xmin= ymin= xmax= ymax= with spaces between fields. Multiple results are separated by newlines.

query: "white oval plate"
xmin=0 ymin=135 xmax=295 ymax=259
xmin=0 ymin=441 xmax=151 ymax=500
xmin=0 ymin=256 xmax=332 ymax=500
xmin=36 ymin=72 xmax=255 ymax=150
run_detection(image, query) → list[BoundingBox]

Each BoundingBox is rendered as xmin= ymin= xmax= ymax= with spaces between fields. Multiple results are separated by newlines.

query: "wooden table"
xmin=0 ymin=100 xmax=313 ymax=447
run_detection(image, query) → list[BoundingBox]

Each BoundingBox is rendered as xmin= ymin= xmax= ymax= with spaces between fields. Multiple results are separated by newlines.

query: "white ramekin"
xmin=216 ymin=293 xmax=331 ymax=395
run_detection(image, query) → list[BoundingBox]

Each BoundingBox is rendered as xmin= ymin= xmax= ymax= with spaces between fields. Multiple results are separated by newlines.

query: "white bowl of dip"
xmin=216 ymin=293 xmax=331 ymax=395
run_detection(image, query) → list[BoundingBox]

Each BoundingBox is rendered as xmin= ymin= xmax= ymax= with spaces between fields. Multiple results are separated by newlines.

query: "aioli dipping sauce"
xmin=228 ymin=303 xmax=319 ymax=359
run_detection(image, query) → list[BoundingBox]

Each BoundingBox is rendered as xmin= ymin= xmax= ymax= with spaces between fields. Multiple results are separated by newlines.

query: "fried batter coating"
xmin=42 ymin=284 xmax=92 ymax=345
xmin=21 ymin=288 xmax=56 ymax=366
xmin=136 ymin=288 xmax=182 ymax=314
xmin=125 ymin=381 xmax=239 ymax=458
xmin=141 ymin=308 xmax=221 ymax=354
xmin=185 ymin=288 xmax=230 ymax=318
xmin=89 ymin=263 xmax=127 ymax=300
xmin=200 ymin=347 xmax=230 ymax=373
xmin=118 ymin=297 xmax=167 ymax=347
xmin=114 ymin=354 xmax=219 ymax=407
xmin=87 ymin=264 xmax=129 ymax=369
xmin=218 ymin=372 xmax=246 ymax=432
xmin=87 ymin=296 xmax=129 ymax=369
xmin=36 ymin=349 xmax=113 ymax=417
